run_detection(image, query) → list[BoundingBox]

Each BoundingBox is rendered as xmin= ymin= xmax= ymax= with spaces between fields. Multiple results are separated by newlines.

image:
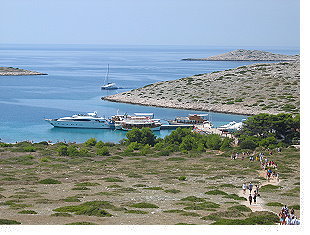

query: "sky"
xmin=0 ymin=0 xmax=300 ymax=47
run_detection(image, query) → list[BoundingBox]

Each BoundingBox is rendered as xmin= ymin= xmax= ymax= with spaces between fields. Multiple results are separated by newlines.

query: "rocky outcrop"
xmin=0 ymin=67 xmax=47 ymax=76
xmin=182 ymin=49 xmax=299 ymax=61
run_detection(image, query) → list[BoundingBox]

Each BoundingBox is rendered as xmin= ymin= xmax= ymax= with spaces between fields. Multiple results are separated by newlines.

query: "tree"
xmin=126 ymin=128 xmax=156 ymax=146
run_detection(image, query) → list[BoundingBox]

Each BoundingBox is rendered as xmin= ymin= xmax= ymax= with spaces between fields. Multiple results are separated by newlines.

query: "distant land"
xmin=0 ymin=67 xmax=47 ymax=76
xmin=104 ymin=50 xmax=299 ymax=115
xmin=182 ymin=49 xmax=299 ymax=61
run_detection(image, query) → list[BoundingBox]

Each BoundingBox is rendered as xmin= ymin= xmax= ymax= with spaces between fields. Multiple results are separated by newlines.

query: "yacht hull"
xmin=45 ymin=120 xmax=111 ymax=129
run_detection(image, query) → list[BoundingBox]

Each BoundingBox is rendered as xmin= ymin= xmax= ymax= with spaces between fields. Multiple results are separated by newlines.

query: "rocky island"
xmin=103 ymin=60 xmax=300 ymax=116
xmin=0 ymin=67 xmax=47 ymax=76
xmin=182 ymin=49 xmax=299 ymax=61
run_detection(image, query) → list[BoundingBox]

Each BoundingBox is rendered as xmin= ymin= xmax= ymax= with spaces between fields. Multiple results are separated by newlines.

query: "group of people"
xmin=279 ymin=205 xmax=300 ymax=225
xmin=242 ymin=182 xmax=260 ymax=205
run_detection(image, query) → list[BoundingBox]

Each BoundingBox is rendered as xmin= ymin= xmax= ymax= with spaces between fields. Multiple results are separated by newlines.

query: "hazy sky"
xmin=0 ymin=0 xmax=300 ymax=47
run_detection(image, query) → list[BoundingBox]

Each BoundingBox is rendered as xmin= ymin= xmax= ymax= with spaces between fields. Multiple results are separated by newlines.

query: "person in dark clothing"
xmin=248 ymin=194 xmax=253 ymax=205
xmin=253 ymin=194 xmax=257 ymax=204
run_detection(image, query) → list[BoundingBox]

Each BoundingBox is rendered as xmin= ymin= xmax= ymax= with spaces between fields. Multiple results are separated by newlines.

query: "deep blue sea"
xmin=0 ymin=44 xmax=299 ymax=143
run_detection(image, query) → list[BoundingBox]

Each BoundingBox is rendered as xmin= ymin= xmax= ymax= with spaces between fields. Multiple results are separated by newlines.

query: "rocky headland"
xmin=0 ymin=67 xmax=47 ymax=76
xmin=182 ymin=49 xmax=299 ymax=61
xmin=103 ymin=60 xmax=300 ymax=116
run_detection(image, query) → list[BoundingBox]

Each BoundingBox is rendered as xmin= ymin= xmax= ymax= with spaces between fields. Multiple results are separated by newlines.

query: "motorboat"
xmin=45 ymin=112 xmax=112 ymax=129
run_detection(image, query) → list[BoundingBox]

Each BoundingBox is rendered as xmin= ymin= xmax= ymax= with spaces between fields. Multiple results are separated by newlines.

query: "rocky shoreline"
xmin=182 ymin=49 xmax=299 ymax=61
xmin=103 ymin=60 xmax=300 ymax=116
xmin=0 ymin=67 xmax=47 ymax=76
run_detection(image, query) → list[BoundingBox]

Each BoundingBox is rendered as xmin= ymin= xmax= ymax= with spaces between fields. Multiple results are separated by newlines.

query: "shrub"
xmin=205 ymin=190 xmax=228 ymax=195
xmin=95 ymin=141 xmax=105 ymax=148
xmin=18 ymin=210 xmax=37 ymax=214
xmin=53 ymin=201 xmax=114 ymax=217
xmin=38 ymin=178 xmax=61 ymax=184
xmin=239 ymin=139 xmax=257 ymax=150
xmin=67 ymin=145 xmax=79 ymax=157
xmin=130 ymin=202 xmax=159 ymax=208
xmin=57 ymin=145 xmax=68 ymax=156
xmin=223 ymin=193 xmax=247 ymax=201
xmin=51 ymin=212 xmax=73 ymax=217
xmin=178 ymin=176 xmax=187 ymax=181
xmin=228 ymin=205 xmax=252 ymax=212
xmin=180 ymin=196 xmax=205 ymax=202
xmin=265 ymin=202 xmax=284 ymax=207
xmin=164 ymin=189 xmax=181 ymax=194
xmin=125 ymin=210 xmax=148 ymax=214
xmin=289 ymin=204 xmax=300 ymax=210
xmin=84 ymin=138 xmax=97 ymax=147
xmin=96 ymin=147 xmax=109 ymax=156
xmin=0 ymin=219 xmax=21 ymax=225
xmin=75 ymin=182 xmax=100 ymax=187
xmin=126 ymin=128 xmax=156 ymax=146
xmin=66 ymin=222 xmax=97 ymax=225
xmin=23 ymin=146 xmax=36 ymax=152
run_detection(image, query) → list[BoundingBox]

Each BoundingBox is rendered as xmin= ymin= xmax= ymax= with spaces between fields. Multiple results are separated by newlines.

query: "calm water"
xmin=0 ymin=44 xmax=299 ymax=143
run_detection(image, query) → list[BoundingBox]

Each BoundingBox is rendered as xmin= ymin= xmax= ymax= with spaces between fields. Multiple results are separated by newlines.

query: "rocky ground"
xmin=0 ymin=67 xmax=47 ymax=76
xmin=104 ymin=61 xmax=300 ymax=115
xmin=182 ymin=49 xmax=299 ymax=61
xmin=0 ymin=143 xmax=300 ymax=225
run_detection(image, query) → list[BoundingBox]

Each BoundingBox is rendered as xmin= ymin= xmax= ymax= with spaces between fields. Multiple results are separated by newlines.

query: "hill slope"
xmin=103 ymin=61 xmax=300 ymax=115
xmin=182 ymin=49 xmax=299 ymax=61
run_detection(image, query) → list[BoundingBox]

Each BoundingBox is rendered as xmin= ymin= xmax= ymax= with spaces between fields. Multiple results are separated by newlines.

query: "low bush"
xmin=130 ymin=202 xmax=159 ymax=208
xmin=0 ymin=219 xmax=21 ymax=225
xmin=18 ymin=210 xmax=37 ymax=214
xmin=205 ymin=190 xmax=228 ymax=196
xmin=38 ymin=178 xmax=61 ymax=184
xmin=96 ymin=147 xmax=109 ymax=156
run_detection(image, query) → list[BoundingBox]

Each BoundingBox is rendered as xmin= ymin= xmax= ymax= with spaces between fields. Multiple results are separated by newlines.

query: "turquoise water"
xmin=0 ymin=44 xmax=299 ymax=143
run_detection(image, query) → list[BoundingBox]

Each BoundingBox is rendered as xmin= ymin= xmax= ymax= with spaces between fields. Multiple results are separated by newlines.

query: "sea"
xmin=0 ymin=44 xmax=299 ymax=143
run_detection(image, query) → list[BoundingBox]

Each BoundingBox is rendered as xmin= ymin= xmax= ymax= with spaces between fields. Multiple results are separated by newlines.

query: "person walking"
xmin=253 ymin=193 xmax=257 ymax=204
xmin=242 ymin=183 xmax=247 ymax=194
xmin=248 ymin=182 xmax=253 ymax=193
xmin=248 ymin=194 xmax=253 ymax=205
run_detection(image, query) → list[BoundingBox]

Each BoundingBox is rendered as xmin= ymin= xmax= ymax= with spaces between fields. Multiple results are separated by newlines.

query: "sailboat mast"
xmin=105 ymin=64 xmax=110 ymax=84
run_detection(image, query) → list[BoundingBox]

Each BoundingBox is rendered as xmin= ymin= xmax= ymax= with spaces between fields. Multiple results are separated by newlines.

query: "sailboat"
xmin=101 ymin=64 xmax=118 ymax=90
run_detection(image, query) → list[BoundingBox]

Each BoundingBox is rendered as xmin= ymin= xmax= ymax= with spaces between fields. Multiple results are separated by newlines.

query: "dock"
xmin=160 ymin=124 xmax=194 ymax=130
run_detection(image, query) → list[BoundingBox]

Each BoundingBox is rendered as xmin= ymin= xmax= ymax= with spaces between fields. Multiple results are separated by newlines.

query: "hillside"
xmin=182 ymin=49 xmax=299 ymax=61
xmin=103 ymin=61 xmax=300 ymax=115
xmin=0 ymin=67 xmax=47 ymax=76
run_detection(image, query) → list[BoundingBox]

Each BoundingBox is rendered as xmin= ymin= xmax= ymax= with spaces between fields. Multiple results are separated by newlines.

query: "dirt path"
xmin=238 ymin=170 xmax=281 ymax=212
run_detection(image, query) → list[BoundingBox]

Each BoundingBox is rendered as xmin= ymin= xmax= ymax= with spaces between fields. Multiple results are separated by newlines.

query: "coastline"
xmin=103 ymin=61 xmax=299 ymax=116
xmin=0 ymin=67 xmax=47 ymax=76
xmin=103 ymin=97 xmax=268 ymax=116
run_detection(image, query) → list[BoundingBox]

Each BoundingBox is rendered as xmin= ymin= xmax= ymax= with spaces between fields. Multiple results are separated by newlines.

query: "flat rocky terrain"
xmin=104 ymin=61 xmax=300 ymax=115
xmin=182 ymin=49 xmax=299 ymax=61
xmin=0 ymin=143 xmax=300 ymax=225
xmin=0 ymin=67 xmax=47 ymax=76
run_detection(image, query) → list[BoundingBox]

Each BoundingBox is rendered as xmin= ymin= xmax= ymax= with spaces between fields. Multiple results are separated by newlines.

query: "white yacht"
xmin=101 ymin=64 xmax=118 ymax=90
xmin=45 ymin=112 xmax=112 ymax=129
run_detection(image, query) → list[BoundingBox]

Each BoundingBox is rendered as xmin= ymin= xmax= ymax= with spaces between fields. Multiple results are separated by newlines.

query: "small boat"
xmin=101 ymin=64 xmax=118 ymax=90
xmin=218 ymin=121 xmax=243 ymax=132
xmin=45 ymin=112 xmax=112 ymax=129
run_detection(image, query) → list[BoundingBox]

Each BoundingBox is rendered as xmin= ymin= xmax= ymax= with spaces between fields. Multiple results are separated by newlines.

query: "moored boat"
xmin=45 ymin=112 xmax=112 ymax=129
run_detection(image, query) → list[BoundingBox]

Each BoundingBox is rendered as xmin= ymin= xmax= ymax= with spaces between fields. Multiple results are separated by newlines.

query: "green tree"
xmin=84 ymin=138 xmax=97 ymax=147
xmin=126 ymin=128 xmax=156 ymax=146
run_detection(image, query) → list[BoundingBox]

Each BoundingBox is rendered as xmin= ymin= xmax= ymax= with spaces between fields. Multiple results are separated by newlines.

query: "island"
xmin=182 ymin=49 xmax=299 ymax=61
xmin=103 ymin=60 xmax=299 ymax=116
xmin=0 ymin=67 xmax=47 ymax=76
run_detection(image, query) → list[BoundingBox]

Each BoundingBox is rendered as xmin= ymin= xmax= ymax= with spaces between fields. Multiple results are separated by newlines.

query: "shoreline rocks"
xmin=0 ymin=67 xmax=47 ymax=76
